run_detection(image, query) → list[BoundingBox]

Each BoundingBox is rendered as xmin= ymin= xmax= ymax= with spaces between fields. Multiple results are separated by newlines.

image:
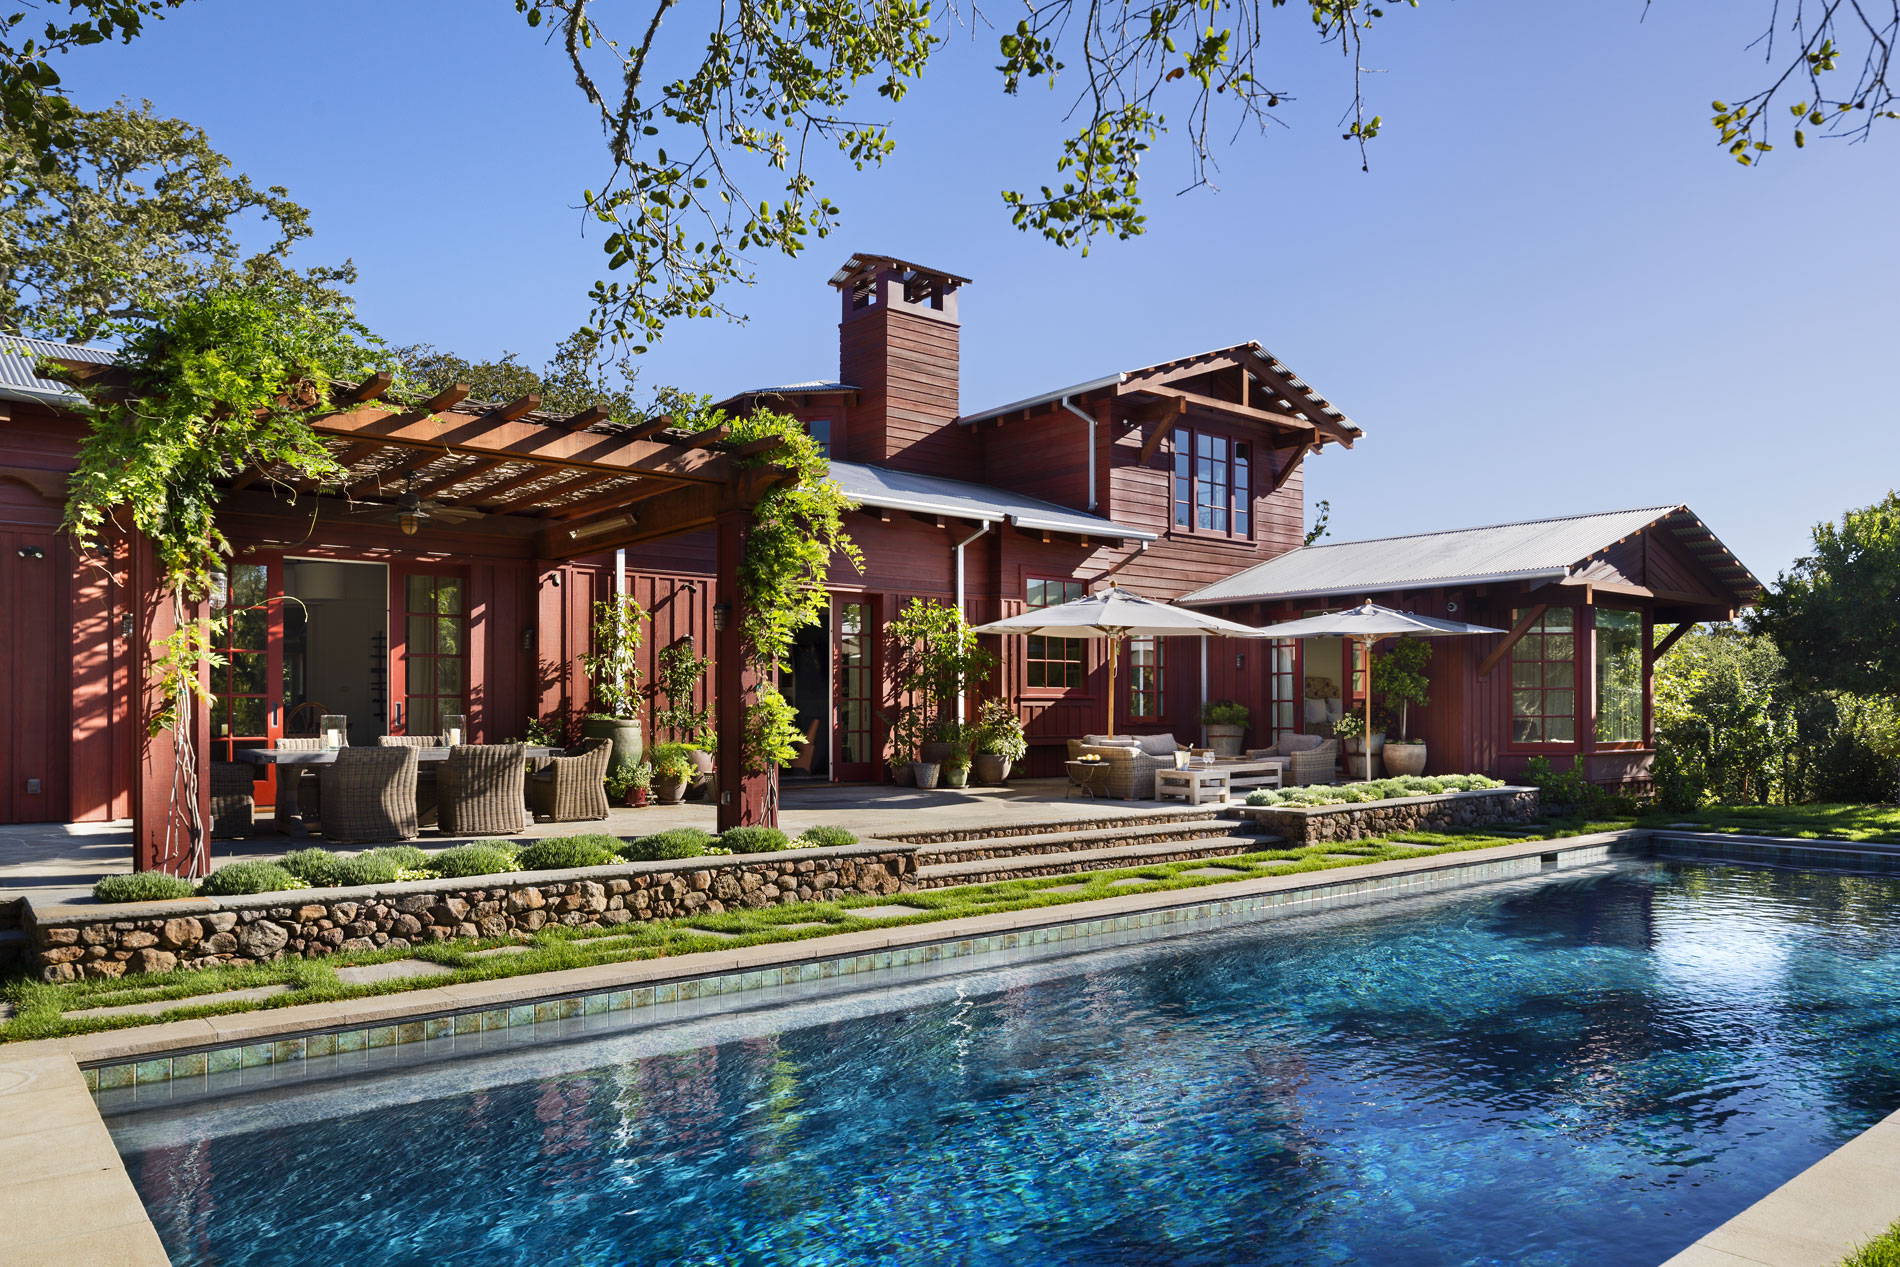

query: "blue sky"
xmin=59 ymin=1 xmax=1898 ymax=583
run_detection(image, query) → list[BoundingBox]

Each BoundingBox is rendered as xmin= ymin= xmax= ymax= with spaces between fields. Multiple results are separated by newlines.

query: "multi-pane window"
xmin=1128 ymin=637 xmax=1164 ymax=719
xmin=1266 ymin=638 xmax=1297 ymax=740
xmin=1172 ymin=430 xmax=1252 ymax=538
xmin=807 ymin=419 xmax=831 ymax=457
xmin=404 ymin=575 xmax=466 ymax=735
xmin=1026 ymin=578 xmax=1087 ymax=690
xmin=213 ymin=564 xmax=270 ymax=761
xmin=838 ymin=602 xmax=871 ymax=765
xmin=1510 ymin=607 xmax=1577 ymax=744
xmin=1595 ymin=609 xmax=1644 ymax=744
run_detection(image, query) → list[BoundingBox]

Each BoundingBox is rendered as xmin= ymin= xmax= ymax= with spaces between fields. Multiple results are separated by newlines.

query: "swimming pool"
xmin=110 ymin=858 xmax=1900 ymax=1266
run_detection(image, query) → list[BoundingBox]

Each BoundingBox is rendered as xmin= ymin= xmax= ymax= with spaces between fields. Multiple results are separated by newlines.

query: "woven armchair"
xmin=377 ymin=734 xmax=440 ymax=748
xmin=378 ymin=734 xmax=442 ymax=823
xmin=273 ymin=736 xmax=337 ymax=823
xmin=1077 ymin=743 xmax=1176 ymax=800
xmin=439 ymin=744 xmax=529 ymax=836
xmin=320 ymin=746 xmax=420 ymax=844
xmin=529 ymin=737 xmax=612 ymax=823
xmin=209 ymin=761 xmax=255 ymax=840
xmin=1288 ymin=739 xmax=1339 ymax=787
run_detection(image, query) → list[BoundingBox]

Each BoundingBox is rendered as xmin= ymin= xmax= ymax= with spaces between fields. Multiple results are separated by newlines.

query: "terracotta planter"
xmin=1384 ymin=742 xmax=1427 ymax=777
xmin=582 ymin=716 xmax=645 ymax=779
xmin=688 ymin=749 xmax=715 ymax=777
xmin=1205 ymin=723 xmax=1244 ymax=758
xmin=652 ymin=776 xmax=689 ymax=805
xmin=943 ymin=764 xmax=969 ymax=788
xmin=971 ymin=753 xmax=1012 ymax=785
xmin=911 ymin=761 xmax=942 ymax=789
xmin=625 ymin=786 xmax=649 ymax=808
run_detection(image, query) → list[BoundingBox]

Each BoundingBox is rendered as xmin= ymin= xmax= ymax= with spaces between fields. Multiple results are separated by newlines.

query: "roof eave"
xmin=956 ymin=374 xmax=1126 ymax=425
xmin=1180 ymin=566 xmax=1572 ymax=607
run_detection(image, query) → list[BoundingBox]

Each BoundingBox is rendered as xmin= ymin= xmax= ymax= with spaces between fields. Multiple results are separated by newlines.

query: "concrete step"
xmin=915 ymin=817 xmax=1241 ymax=866
xmin=915 ymin=833 xmax=1271 ymax=889
xmin=0 ymin=897 xmax=22 ymax=932
xmin=888 ymin=806 xmax=1224 ymax=846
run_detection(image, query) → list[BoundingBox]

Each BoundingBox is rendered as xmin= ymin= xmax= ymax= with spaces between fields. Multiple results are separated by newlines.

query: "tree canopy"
xmin=3 ymin=1 xmax=1894 ymax=352
xmin=0 ymin=97 xmax=350 ymax=341
xmin=1750 ymin=492 xmax=1900 ymax=701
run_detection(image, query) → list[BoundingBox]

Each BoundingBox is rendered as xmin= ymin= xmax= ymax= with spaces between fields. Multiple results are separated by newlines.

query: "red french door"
xmin=211 ymin=557 xmax=285 ymax=803
xmin=834 ymin=597 xmax=876 ymax=781
xmin=392 ymin=567 xmax=468 ymax=737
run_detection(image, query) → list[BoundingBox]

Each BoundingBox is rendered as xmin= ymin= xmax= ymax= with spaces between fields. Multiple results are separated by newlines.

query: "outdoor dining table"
xmin=234 ymin=745 xmax=556 ymax=838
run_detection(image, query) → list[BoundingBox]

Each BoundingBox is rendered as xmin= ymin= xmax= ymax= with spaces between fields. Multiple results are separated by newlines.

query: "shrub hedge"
xmin=430 ymin=843 xmax=521 ymax=879
xmin=795 ymin=825 xmax=857 ymax=848
xmin=518 ymin=834 xmax=621 ymax=871
xmin=92 ymin=871 xmax=197 ymax=904
xmin=1245 ymin=774 xmax=1506 ymax=808
xmin=718 ymin=826 xmax=790 ymax=854
xmin=197 ymin=861 xmax=306 ymax=896
xmin=618 ymin=827 xmax=713 ymax=862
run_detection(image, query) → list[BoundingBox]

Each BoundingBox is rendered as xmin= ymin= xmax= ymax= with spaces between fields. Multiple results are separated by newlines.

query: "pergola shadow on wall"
xmin=52 ymin=361 xmax=795 ymax=873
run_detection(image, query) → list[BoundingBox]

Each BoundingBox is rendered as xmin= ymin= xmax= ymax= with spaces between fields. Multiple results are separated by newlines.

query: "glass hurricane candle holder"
xmin=321 ymin=715 xmax=347 ymax=750
xmin=442 ymin=714 xmax=467 ymax=747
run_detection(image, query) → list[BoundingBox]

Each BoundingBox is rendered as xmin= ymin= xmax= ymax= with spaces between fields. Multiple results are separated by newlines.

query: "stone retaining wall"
xmin=25 ymin=845 xmax=919 ymax=983
xmin=1234 ymin=787 xmax=1540 ymax=846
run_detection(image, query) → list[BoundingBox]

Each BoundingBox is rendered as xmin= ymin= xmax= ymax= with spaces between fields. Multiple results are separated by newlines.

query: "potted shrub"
xmin=1333 ymin=712 xmax=1383 ymax=779
xmin=1203 ymin=700 xmax=1250 ymax=757
xmin=649 ymin=743 xmax=694 ymax=804
xmin=581 ymin=596 xmax=647 ymax=780
xmin=942 ymin=748 xmax=972 ymax=788
xmin=881 ymin=707 xmax=923 ymax=786
xmin=624 ymin=758 xmax=652 ymax=807
xmin=971 ymin=699 xmax=1027 ymax=785
xmin=890 ymin=599 xmax=996 ymax=764
xmin=1375 ymin=636 xmax=1432 ymax=777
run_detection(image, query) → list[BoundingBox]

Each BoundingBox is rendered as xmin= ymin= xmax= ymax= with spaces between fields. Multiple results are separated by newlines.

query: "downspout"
xmin=953 ymin=519 xmax=992 ymax=722
xmin=1060 ymin=396 xmax=1097 ymax=511
xmin=1200 ymin=636 xmax=1209 ymax=748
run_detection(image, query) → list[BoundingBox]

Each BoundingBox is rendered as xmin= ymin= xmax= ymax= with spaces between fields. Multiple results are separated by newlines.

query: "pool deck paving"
xmin=8 ymin=826 xmax=1900 ymax=1266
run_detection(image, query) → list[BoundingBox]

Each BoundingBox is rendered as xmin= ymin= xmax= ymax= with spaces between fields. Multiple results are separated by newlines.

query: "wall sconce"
xmin=120 ymin=613 xmax=134 ymax=640
xmin=520 ymin=627 xmax=535 ymax=652
xmin=549 ymin=572 xmax=563 ymax=588
xmin=14 ymin=546 xmax=45 ymax=559
xmin=208 ymin=571 xmax=229 ymax=612
xmin=712 ymin=601 xmax=731 ymax=632
xmin=1235 ymin=653 xmax=1246 ymax=670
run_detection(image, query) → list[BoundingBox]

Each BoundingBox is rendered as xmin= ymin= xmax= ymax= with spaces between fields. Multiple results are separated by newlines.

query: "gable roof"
xmin=956 ymin=340 xmax=1361 ymax=444
xmin=1180 ymin=505 xmax=1760 ymax=607
xmin=710 ymin=380 xmax=858 ymax=414
xmin=0 ymin=333 xmax=112 ymax=405
xmin=828 ymin=460 xmax=1155 ymax=543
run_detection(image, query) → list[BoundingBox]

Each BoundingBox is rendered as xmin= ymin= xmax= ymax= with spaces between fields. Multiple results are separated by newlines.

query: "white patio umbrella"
xmin=972 ymin=586 xmax=1267 ymax=739
xmin=1250 ymin=601 xmax=1505 ymax=772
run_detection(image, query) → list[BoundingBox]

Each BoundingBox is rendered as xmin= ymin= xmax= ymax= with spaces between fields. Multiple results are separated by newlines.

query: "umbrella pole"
xmin=1363 ymin=636 xmax=1374 ymax=782
xmin=1106 ymin=635 xmax=1118 ymax=740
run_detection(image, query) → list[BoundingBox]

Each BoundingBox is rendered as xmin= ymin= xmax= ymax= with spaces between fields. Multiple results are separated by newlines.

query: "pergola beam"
xmin=535 ymin=466 xmax=793 ymax=561
xmin=559 ymin=404 xmax=611 ymax=431
xmin=486 ymin=470 xmax=616 ymax=515
xmin=339 ymin=371 xmax=395 ymax=405
xmin=414 ymin=457 xmax=506 ymax=499
xmin=309 ymin=401 xmax=739 ymax=486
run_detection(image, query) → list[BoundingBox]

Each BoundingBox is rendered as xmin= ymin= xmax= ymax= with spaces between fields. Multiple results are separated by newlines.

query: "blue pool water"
xmin=114 ymin=860 xmax=1900 ymax=1266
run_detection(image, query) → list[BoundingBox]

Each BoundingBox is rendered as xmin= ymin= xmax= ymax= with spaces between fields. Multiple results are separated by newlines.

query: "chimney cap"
xmin=829 ymin=253 xmax=971 ymax=291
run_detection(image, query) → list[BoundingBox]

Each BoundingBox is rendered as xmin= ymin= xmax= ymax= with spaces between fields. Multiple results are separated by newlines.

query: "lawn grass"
xmin=0 ymin=819 xmax=1614 ymax=1045
xmin=1641 ymin=802 xmax=1900 ymax=844
xmin=1843 ymin=1220 xmax=1900 ymax=1267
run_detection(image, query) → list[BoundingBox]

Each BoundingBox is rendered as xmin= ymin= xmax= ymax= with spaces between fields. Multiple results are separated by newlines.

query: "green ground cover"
xmin=0 ymin=821 xmax=1619 ymax=1044
xmin=1844 ymin=1221 xmax=1900 ymax=1267
xmin=1641 ymin=802 xmax=1900 ymax=844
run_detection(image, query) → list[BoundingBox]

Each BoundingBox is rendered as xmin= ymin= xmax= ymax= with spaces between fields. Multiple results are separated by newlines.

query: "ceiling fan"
xmin=350 ymin=472 xmax=483 ymax=536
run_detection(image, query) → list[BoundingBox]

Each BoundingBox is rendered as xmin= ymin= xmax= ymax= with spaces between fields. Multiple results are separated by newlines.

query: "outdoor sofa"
xmin=1067 ymin=733 xmax=1186 ymax=800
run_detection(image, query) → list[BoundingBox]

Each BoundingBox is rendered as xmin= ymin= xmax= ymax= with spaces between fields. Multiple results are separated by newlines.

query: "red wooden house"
xmin=0 ymin=250 xmax=1758 ymax=859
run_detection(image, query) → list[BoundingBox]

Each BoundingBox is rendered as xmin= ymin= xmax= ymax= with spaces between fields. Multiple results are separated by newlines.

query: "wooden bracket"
xmin=1650 ymin=621 xmax=1695 ymax=661
xmin=1476 ymin=603 xmax=1547 ymax=678
xmin=1268 ymin=443 xmax=1311 ymax=495
xmin=1136 ymin=394 xmax=1189 ymax=463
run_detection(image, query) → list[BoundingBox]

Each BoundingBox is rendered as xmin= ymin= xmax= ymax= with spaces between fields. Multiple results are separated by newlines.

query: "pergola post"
xmin=129 ymin=533 xmax=211 ymax=875
xmin=714 ymin=508 xmax=772 ymax=830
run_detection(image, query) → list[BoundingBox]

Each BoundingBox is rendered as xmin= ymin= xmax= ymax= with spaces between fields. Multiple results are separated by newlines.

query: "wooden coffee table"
xmin=1154 ymin=766 xmax=1232 ymax=806
xmin=1212 ymin=757 xmax=1287 ymax=794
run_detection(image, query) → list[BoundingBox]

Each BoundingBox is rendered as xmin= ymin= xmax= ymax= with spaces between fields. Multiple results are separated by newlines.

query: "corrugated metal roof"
xmin=1180 ymin=506 xmax=1760 ymax=606
xmin=827 ymin=460 xmax=1156 ymax=542
xmin=0 ymin=332 xmax=113 ymax=404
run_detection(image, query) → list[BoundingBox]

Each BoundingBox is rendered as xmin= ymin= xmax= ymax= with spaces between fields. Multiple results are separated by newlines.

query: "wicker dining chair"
xmin=378 ymin=734 xmax=443 ymax=823
xmin=439 ymin=744 xmax=530 ymax=836
xmin=529 ymin=737 xmax=612 ymax=823
xmin=273 ymin=735 xmax=339 ymax=823
xmin=319 ymin=746 xmax=420 ymax=844
xmin=209 ymin=761 xmax=256 ymax=840
xmin=1288 ymin=739 xmax=1340 ymax=787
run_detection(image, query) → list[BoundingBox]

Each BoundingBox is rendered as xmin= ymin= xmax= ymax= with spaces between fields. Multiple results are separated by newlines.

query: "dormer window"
xmin=1171 ymin=430 xmax=1253 ymax=539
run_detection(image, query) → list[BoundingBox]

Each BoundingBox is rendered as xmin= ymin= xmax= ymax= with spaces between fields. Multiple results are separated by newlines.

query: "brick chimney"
xmin=832 ymin=253 xmax=973 ymax=475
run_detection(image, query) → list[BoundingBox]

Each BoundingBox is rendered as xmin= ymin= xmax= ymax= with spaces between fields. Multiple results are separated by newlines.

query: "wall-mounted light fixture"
xmin=712 ymin=601 xmax=731 ymax=633
xmin=120 ymin=613 xmax=134 ymax=640
xmin=566 ymin=511 xmax=638 ymax=543
xmin=1235 ymin=652 xmax=1246 ymax=670
xmin=208 ymin=571 xmax=229 ymax=611
xmin=14 ymin=546 xmax=45 ymax=560
xmin=520 ymin=627 xmax=535 ymax=652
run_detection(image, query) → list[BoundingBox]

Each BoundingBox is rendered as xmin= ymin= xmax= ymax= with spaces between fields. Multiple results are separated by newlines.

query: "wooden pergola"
xmin=55 ymin=363 xmax=791 ymax=871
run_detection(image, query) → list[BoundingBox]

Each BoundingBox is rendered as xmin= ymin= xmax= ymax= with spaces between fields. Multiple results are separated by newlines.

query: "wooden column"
xmin=714 ymin=508 xmax=771 ymax=830
xmin=129 ymin=535 xmax=211 ymax=875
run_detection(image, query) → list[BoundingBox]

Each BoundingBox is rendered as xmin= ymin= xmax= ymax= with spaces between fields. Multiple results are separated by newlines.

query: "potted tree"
xmin=581 ymin=596 xmax=647 ymax=781
xmin=1375 ymin=635 xmax=1432 ymax=777
xmin=1333 ymin=713 xmax=1384 ymax=779
xmin=890 ymin=599 xmax=996 ymax=766
xmin=654 ymin=638 xmax=715 ymax=786
xmin=1203 ymin=700 xmax=1250 ymax=757
xmin=971 ymin=699 xmax=1027 ymax=785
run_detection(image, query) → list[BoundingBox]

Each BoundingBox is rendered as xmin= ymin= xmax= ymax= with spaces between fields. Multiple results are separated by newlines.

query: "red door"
xmin=210 ymin=558 xmax=285 ymax=804
xmin=0 ymin=526 xmax=64 ymax=822
xmin=834 ymin=597 xmax=876 ymax=782
xmin=392 ymin=567 xmax=469 ymax=737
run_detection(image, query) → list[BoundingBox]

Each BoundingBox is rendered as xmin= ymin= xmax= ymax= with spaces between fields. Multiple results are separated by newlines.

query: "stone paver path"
xmin=468 ymin=944 xmax=533 ymax=958
xmin=334 ymin=959 xmax=456 ymax=986
xmin=64 ymin=983 xmax=295 ymax=1020
xmin=846 ymin=904 xmax=931 ymax=919
xmin=1109 ymin=877 xmax=1159 ymax=888
xmin=1181 ymin=866 xmax=1251 ymax=878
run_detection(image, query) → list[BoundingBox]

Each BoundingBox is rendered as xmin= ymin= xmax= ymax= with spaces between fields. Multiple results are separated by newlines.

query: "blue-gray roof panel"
xmin=827 ymin=460 xmax=1155 ymax=542
xmin=0 ymin=333 xmax=112 ymax=405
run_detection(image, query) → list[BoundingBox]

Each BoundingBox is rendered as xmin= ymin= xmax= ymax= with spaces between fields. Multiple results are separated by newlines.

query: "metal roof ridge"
xmin=1288 ymin=504 xmax=1690 ymax=553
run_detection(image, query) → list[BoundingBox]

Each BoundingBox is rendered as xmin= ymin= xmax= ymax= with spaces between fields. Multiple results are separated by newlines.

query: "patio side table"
xmin=1065 ymin=759 xmax=1113 ymax=800
xmin=1154 ymin=766 xmax=1232 ymax=806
